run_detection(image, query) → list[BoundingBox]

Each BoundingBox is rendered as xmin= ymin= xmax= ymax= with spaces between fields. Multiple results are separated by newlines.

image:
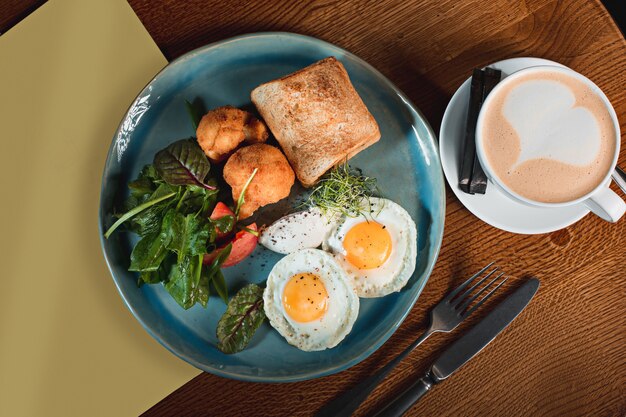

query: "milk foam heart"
xmin=481 ymin=68 xmax=616 ymax=204
xmin=503 ymin=80 xmax=600 ymax=166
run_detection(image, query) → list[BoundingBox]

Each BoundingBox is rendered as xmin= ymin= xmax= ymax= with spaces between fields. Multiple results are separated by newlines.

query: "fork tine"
xmin=462 ymin=276 xmax=509 ymax=318
xmin=451 ymin=267 xmax=499 ymax=308
xmin=456 ymin=272 xmax=504 ymax=312
xmin=443 ymin=262 xmax=495 ymax=303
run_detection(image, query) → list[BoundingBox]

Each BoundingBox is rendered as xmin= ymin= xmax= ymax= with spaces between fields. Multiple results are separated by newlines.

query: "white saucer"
xmin=439 ymin=57 xmax=589 ymax=234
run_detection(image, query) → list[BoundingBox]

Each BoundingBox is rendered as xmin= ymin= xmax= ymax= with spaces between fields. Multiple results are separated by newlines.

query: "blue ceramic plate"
xmin=99 ymin=33 xmax=445 ymax=382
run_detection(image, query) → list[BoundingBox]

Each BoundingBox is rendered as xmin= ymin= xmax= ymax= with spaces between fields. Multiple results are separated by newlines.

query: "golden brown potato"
xmin=196 ymin=106 xmax=269 ymax=161
xmin=223 ymin=144 xmax=295 ymax=219
xmin=243 ymin=117 xmax=269 ymax=144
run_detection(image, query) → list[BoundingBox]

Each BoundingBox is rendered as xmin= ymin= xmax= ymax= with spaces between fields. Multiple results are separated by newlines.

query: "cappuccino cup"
xmin=476 ymin=65 xmax=625 ymax=223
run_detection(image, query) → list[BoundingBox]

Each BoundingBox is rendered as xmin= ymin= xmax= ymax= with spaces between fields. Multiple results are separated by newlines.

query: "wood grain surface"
xmin=123 ymin=0 xmax=626 ymax=416
xmin=0 ymin=0 xmax=46 ymax=35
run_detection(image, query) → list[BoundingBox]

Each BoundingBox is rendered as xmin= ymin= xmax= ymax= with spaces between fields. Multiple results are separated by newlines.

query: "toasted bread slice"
xmin=251 ymin=57 xmax=381 ymax=187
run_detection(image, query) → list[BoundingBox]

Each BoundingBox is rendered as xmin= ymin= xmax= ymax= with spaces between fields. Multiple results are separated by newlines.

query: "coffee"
xmin=480 ymin=69 xmax=616 ymax=203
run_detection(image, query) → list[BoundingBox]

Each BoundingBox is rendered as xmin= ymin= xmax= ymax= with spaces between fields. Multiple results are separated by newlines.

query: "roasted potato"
xmin=223 ymin=144 xmax=295 ymax=219
xmin=196 ymin=106 xmax=268 ymax=161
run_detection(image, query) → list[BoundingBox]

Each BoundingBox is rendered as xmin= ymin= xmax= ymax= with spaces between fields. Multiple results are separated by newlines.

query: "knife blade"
xmin=374 ymin=278 xmax=539 ymax=417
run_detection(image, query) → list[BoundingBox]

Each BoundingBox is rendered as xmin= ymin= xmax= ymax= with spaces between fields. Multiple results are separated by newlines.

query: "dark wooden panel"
xmin=0 ymin=0 xmax=46 ymax=35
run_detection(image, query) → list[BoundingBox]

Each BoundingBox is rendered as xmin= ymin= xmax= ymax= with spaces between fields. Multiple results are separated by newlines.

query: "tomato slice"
xmin=203 ymin=223 xmax=258 ymax=268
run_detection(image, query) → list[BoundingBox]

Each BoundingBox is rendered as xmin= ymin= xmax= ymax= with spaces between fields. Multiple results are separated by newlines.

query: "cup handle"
xmin=584 ymin=187 xmax=626 ymax=222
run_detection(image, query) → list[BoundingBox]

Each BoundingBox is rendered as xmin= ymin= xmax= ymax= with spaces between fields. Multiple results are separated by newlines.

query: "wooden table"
xmin=123 ymin=1 xmax=625 ymax=415
xmin=127 ymin=1 xmax=625 ymax=416
xmin=0 ymin=0 xmax=45 ymax=34
xmin=6 ymin=0 xmax=620 ymax=415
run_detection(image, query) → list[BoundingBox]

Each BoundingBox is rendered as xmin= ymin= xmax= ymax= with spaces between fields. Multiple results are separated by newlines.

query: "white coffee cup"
xmin=475 ymin=65 xmax=625 ymax=223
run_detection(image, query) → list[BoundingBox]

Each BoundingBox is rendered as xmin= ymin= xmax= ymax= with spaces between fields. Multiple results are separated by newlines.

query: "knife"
xmin=374 ymin=278 xmax=540 ymax=417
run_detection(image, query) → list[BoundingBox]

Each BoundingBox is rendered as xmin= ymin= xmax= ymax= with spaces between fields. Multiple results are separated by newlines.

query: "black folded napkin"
xmin=459 ymin=67 xmax=501 ymax=194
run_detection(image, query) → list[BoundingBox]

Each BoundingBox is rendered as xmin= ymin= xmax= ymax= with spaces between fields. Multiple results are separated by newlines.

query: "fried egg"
xmin=323 ymin=197 xmax=417 ymax=297
xmin=263 ymin=249 xmax=359 ymax=351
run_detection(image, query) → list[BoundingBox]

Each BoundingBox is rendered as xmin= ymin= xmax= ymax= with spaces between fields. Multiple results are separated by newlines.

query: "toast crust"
xmin=251 ymin=57 xmax=380 ymax=187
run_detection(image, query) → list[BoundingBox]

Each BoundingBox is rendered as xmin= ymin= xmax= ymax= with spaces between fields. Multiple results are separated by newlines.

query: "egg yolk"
xmin=283 ymin=273 xmax=329 ymax=322
xmin=343 ymin=221 xmax=392 ymax=269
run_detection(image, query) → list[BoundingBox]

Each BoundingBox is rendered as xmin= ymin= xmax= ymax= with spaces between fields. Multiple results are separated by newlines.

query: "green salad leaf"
xmin=104 ymin=138 xmax=225 ymax=310
xmin=197 ymin=266 xmax=212 ymax=308
xmin=126 ymin=165 xmax=160 ymax=207
xmin=138 ymin=252 xmax=175 ymax=286
xmin=154 ymin=139 xmax=216 ymax=190
xmin=104 ymin=189 xmax=176 ymax=239
xmin=185 ymin=99 xmax=204 ymax=131
xmin=212 ymin=270 xmax=229 ymax=304
xmin=206 ymin=244 xmax=232 ymax=304
xmin=212 ymin=215 xmax=235 ymax=235
xmin=176 ymin=184 xmax=218 ymax=216
xmin=128 ymin=178 xmax=155 ymax=200
xmin=118 ymin=181 xmax=181 ymax=237
xmin=129 ymin=231 xmax=170 ymax=272
xmin=139 ymin=270 xmax=162 ymax=285
xmin=217 ymin=284 xmax=266 ymax=354
xmin=166 ymin=211 xmax=211 ymax=262
xmin=104 ymin=102 xmax=272 ymax=352
xmin=163 ymin=242 xmax=233 ymax=309
xmin=164 ymin=254 xmax=204 ymax=309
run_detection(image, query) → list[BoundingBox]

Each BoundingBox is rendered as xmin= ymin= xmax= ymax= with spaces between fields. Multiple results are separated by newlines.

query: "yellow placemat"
xmin=0 ymin=1 xmax=198 ymax=416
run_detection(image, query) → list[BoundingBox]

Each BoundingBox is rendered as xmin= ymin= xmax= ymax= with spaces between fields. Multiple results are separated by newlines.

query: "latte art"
xmin=504 ymin=80 xmax=601 ymax=167
xmin=481 ymin=69 xmax=616 ymax=203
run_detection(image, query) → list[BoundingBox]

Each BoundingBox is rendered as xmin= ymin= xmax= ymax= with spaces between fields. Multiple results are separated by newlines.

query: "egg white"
xmin=323 ymin=198 xmax=417 ymax=297
xmin=263 ymin=249 xmax=359 ymax=351
xmin=259 ymin=207 xmax=334 ymax=254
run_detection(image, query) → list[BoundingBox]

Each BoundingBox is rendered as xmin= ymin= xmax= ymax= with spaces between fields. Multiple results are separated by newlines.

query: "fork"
xmin=314 ymin=263 xmax=507 ymax=417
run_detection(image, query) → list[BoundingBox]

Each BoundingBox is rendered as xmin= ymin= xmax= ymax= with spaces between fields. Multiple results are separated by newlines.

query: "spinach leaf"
xmin=216 ymin=284 xmax=266 ymax=354
xmin=206 ymin=244 xmax=232 ymax=276
xmin=197 ymin=265 xmax=213 ymax=308
xmin=205 ymin=228 xmax=217 ymax=251
xmin=197 ymin=185 xmax=219 ymax=217
xmin=204 ymin=244 xmax=232 ymax=304
xmin=212 ymin=215 xmax=235 ymax=235
xmin=185 ymin=99 xmax=204 ymax=131
xmin=117 ymin=165 xmax=157 ymax=211
xmin=138 ymin=271 xmax=161 ymax=285
xmin=129 ymin=207 xmax=166 ymax=237
xmin=153 ymin=139 xmax=216 ymax=190
xmin=128 ymin=177 xmax=154 ymax=200
xmin=212 ymin=270 xmax=228 ymax=304
xmin=167 ymin=211 xmax=211 ymax=262
xmin=129 ymin=232 xmax=168 ymax=272
xmin=130 ymin=165 xmax=159 ymax=193
xmin=125 ymin=165 xmax=161 ymax=209
xmin=164 ymin=254 xmax=203 ymax=310
xmin=139 ymin=164 xmax=160 ymax=182
xmin=105 ymin=139 xmax=228 ymax=313
xmin=176 ymin=184 xmax=218 ymax=216
xmin=128 ymin=183 xmax=180 ymax=237
xmin=104 ymin=187 xmax=176 ymax=239
xmin=129 ymin=209 xmax=182 ymax=272
xmin=138 ymin=253 xmax=176 ymax=286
